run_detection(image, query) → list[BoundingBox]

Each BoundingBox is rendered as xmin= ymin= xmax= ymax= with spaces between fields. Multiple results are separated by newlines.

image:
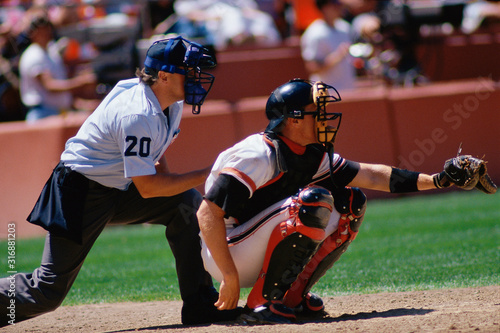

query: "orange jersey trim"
xmin=259 ymin=171 xmax=284 ymax=189
xmin=220 ymin=167 xmax=257 ymax=193
xmin=263 ymin=134 xmax=307 ymax=155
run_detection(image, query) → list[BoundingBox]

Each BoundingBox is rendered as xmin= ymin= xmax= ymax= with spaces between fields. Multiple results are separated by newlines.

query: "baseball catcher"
xmin=196 ymin=78 xmax=497 ymax=325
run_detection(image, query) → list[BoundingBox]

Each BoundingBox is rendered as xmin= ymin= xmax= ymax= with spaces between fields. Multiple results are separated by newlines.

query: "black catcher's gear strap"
xmin=205 ymin=174 xmax=250 ymax=219
xmin=433 ymin=171 xmax=451 ymax=189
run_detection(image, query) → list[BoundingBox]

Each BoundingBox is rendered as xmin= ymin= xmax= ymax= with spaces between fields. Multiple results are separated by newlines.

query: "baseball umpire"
xmin=197 ymin=79 xmax=497 ymax=323
xmin=0 ymin=36 xmax=240 ymax=326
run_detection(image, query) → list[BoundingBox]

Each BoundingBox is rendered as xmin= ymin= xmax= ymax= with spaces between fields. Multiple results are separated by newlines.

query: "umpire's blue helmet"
xmin=144 ymin=36 xmax=216 ymax=114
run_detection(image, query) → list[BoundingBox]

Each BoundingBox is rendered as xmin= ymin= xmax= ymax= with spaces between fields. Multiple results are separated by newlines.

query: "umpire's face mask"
xmin=183 ymin=41 xmax=215 ymax=114
xmin=184 ymin=67 xmax=214 ymax=114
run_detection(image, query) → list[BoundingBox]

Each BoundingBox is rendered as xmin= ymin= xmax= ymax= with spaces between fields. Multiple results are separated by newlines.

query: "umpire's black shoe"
xmin=181 ymin=302 xmax=242 ymax=325
xmin=181 ymin=286 xmax=242 ymax=325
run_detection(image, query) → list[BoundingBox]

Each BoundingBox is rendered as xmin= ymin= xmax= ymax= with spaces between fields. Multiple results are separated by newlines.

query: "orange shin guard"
xmin=247 ymin=187 xmax=333 ymax=309
xmin=283 ymin=187 xmax=366 ymax=308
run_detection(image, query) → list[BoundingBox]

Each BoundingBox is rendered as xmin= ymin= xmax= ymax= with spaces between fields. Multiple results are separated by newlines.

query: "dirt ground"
xmin=4 ymin=285 xmax=499 ymax=333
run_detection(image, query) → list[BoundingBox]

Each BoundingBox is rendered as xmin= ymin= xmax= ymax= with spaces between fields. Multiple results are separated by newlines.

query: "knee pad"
xmin=296 ymin=186 xmax=334 ymax=230
xmin=332 ymin=187 xmax=366 ymax=232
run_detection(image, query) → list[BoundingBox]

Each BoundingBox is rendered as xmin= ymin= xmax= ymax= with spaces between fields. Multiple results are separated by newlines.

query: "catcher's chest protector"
xmin=233 ymin=135 xmax=325 ymax=224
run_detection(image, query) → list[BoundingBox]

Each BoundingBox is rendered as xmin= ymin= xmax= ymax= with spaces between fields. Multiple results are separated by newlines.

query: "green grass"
xmin=314 ymin=190 xmax=500 ymax=297
xmin=1 ymin=191 xmax=498 ymax=306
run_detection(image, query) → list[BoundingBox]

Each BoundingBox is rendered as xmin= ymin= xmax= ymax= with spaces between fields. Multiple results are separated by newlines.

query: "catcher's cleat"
xmin=294 ymin=293 xmax=326 ymax=317
xmin=181 ymin=286 xmax=243 ymax=325
xmin=240 ymin=302 xmax=296 ymax=325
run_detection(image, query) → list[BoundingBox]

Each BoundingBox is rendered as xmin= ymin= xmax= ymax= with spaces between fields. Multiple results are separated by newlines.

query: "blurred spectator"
xmin=43 ymin=0 xmax=81 ymax=29
xmin=150 ymin=1 xmax=215 ymax=46
xmin=300 ymin=0 xmax=356 ymax=91
xmin=0 ymin=4 xmax=30 ymax=61
xmin=19 ymin=12 xmax=96 ymax=122
xmin=275 ymin=0 xmax=321 ymax=36
xmin=327 ymin=1 xmax=431 ymax=87
xmin=340 ymin=0 xmax=380 ymax=40
xmin=252 ymin=0 xmax=290 ymax=39
xmin=0 ymin=4 xmax=32 ymax=121
xmin=372 ymin=1 xmax=429 ymax=87
xmin=146 ymin=0 xmax=175 ymax=36
xmin=340 ymin=0 xmax=378 ymax=20
xmin=276 ymin=0 xmax=322 ymax=35
xmin=462 ymin=0 xmax=500 ymax=33
xmin=0 ymin=55 xmax=24 ymax=122
xmin=173 ymin=0 xmax=281 ymax=49
xmin=338 ymin=1 xmax=384 ymax=83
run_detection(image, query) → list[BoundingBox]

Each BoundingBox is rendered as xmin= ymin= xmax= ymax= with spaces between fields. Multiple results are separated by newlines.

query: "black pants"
xmin=0 ymin=165 xmax=211 ymax=325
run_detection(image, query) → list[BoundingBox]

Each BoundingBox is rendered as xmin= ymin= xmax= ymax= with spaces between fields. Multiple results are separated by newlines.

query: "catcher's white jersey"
xmin=61 ymin=78 xmax=183 ymax=190
xmin=205 ymin=133 xmax=343 ymax=198
xmin=202 ymin=133 xmax=353 ymax=287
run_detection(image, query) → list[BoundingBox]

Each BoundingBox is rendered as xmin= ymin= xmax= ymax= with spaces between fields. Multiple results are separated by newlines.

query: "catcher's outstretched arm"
xmin=349 ymin=153 xmax=497 ymax=195
xmin=349 ymin=163 xmax=438 ymax=193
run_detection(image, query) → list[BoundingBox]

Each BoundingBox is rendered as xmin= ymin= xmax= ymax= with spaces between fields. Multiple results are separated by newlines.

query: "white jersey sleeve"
xmin=205 ymin=134 xmax=277 ymax=197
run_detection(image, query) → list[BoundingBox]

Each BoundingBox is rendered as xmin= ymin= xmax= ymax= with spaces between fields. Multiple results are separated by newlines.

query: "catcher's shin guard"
xmin=283 ymin=187 xmax=366 ymax=308
xmin=246 ymin=186 xmax=333 ymax=309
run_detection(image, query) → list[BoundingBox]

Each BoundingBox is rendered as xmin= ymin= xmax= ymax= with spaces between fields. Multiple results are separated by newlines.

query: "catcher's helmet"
xmin=265 ymin=79 xmax=342 ymax=144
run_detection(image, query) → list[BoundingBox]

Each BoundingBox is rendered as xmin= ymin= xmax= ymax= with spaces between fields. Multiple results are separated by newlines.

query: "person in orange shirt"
xmin=275 ymin=0 xmax=322 ymax=35
xmin=293 ymin=0 xmax=322 ymax=34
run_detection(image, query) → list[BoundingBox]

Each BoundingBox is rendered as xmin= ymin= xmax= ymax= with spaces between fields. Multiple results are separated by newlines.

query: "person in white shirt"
xmin=174 ymin=0 xmax=281 ymax=49
xmin=19 ymin=14 xmax=95 ymax=122
xmin=0 ymin=36 xmax=240 ymax=327
xmin=301 ymin=0 xmax=356 ymax=91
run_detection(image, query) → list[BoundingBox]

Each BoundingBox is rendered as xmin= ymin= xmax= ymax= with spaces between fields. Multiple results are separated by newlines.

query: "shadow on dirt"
xmin=327 ymin=307 xmax=434 ymax=322
xmin=106 ymin=308 xmax=434 ymax=332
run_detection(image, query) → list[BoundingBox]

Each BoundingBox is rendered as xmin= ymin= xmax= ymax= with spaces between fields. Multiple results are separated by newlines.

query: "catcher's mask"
xmin=144 ymin=36 xmax=216 ymax=114
xmin=265 ymin=79 xmax=342 ymax=144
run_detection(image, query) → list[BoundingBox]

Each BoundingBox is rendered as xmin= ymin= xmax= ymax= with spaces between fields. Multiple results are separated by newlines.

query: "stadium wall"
xmin=1 ymin=79 xmax=498 ymax=239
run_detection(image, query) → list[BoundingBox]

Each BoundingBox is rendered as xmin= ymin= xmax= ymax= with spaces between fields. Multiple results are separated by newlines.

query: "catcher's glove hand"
xmin=434 ymin=155 xmax=497 ymax=194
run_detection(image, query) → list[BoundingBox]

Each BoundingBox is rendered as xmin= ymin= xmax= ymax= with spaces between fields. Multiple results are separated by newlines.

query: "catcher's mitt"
xmin=441 ymin=155 xmax=497 ymax=194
